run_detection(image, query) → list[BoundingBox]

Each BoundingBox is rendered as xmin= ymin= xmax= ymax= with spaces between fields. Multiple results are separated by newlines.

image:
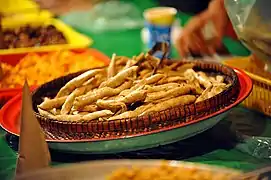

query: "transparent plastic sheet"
xmin=60 ymin=1 xmax=144 ymax=33
xmin=236 ymin=135 xmax=271 ymax=159
xmin=225 ymin=0 xmax=271 ymax=71
xmin=224 ymin=106 xmax=271 ymax=160
xmin=224 ymin=0 xmax=271 ymax=159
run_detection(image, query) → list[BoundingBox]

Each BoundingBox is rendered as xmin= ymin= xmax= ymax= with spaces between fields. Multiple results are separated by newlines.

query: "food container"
xmin=0 ymin=49 xmax=109 ymax=107
xmin=0 ymin=16 xmax=92 ymax=55
xmin=0 ymin=66 xmax=252 ymax=154
xmin=0 ymin=0 xmax=53 ymax=22
xmin=224 ymin=56 xmax=271 ymax=116
xmin=0 ymin=0 xmax=39 ymax=15
xmin=2 ymin=10 xmax=53 ymax=22
xmin=32 ymin=61 xmax=239 ymax=138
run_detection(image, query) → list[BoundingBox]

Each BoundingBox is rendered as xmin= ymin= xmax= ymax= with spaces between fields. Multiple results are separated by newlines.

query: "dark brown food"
xmin=1 ymin=25 xmax=67 ymax=49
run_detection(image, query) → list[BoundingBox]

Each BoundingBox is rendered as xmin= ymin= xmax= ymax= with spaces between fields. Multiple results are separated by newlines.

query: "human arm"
xmin=177 ymin=0 xmax=236 ymax=56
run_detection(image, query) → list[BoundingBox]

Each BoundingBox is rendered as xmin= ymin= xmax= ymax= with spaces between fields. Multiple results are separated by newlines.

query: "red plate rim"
xmin=0 ymin=48 xmax=110 ymax=93
xmin=0 ymin=68 xmax=253 ymax=143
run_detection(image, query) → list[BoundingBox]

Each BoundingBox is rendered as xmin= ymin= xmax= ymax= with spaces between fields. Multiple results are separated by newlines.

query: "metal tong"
xmin=142 ymin=42 xmax=223 ymax=76
xmin=146 ymin=42 xmax=169 ymax=75
xmin=145 ymin=42 xmax=223 ymax=75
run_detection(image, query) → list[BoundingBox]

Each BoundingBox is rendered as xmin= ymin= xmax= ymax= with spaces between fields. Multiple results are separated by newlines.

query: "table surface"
xmin=0 ymin=0 xmax=270 ymax=179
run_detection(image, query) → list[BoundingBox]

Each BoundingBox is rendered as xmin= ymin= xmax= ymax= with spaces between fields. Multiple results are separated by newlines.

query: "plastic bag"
xmin=60 ymin=1 xmax=144 ymax=33
xmin=236 ymin=135 xmax=271 ymax=159
xmin=225 ymin=0 xmax=271 ymax=159
xmin=225 ymin=106 xmax=271 ymax=160
xmin=225 ymin=0 xmax=271 ymax=71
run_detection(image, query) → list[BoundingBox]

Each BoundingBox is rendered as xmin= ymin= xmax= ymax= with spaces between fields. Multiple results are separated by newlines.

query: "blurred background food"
xmin=34 ymin=0 xmax=102 ymax=15
xmin=0 ymin=50 xmax=106 ymax=88
xmin=108 ymin=164 xmax=238 ymax=180
xmin=2 ymin=25 xmax=67 ymax=49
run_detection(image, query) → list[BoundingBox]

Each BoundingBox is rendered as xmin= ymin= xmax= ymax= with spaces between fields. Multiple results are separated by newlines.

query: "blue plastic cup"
xmin=144 ymin=7 xmax=177 ymax=58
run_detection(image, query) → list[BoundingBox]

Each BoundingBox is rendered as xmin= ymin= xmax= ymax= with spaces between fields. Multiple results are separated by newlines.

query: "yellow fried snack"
xmin=108 ymin=164 xmax=239 ymax=180
xmin=0 ymin=50 xmax=106 ymax=88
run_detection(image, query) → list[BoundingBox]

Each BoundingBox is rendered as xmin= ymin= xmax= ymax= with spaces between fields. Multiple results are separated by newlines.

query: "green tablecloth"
xmin=0 ymin=0 xmax=269 ymax=179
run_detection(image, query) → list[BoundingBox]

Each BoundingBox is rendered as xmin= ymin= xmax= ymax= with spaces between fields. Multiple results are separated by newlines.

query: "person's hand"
xmin=177 ymin=0 xmax=229 ymax=57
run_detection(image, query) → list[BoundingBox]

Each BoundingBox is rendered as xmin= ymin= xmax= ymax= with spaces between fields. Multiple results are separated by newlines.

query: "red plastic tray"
xmin=0 ymin=48 xmax=110 ymax=107
xmin=0 ymin=68 xmax=252 ymax=141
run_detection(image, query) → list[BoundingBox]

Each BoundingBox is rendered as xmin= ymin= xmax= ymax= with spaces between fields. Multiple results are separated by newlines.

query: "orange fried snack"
xmin=108 ymin=164 xmax=238 ymax=180
xmin=0 ymin=50 xmax=105 ymax=88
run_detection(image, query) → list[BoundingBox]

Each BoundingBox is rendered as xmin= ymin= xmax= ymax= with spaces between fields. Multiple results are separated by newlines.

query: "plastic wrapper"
xmin=225 ymin=0 xmax=271 ymax=72
xmin=60 ymin=1 xmax=144 ymax=33
xmin=225 ymin=107 xmax=271 ymax=160
xmin=225 ymin=0 xmax=271 ymax=160
xmin=236 ymin=136 xmax=271 ymax=159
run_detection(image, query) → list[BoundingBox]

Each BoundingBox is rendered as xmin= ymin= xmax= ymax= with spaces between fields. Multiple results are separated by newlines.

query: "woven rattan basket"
xmin=32 ymin=60 xmax=240 ymax=140
xmin=224 ymin=56 xmax=271 ymax=116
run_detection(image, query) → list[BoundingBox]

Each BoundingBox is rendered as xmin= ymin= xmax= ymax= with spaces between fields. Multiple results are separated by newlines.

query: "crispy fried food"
xmin=74 ymin=87 xmax=120 ymax=109
xmin=108 ymin=53 xmax=117 ymax=78
xmin=60 ymin=84 xmax=96 ymax=114
xmin=196 ymin=86 xmax=212 ymax=103
xmin=77 ymin=105 xmax=98 ymax=112
xmin=82 ymin=110 xmax=114 ymax=121
xmin=38 ymin=108 xmax=55 ymax=118
xmin=115 ymin=56 xmax=129 ymax=66
xmin=131 ymin=74 xmax=165 ymax=90
xmin=141 ymin=95 xmax=196 ymax=115
xmin=145 ymin=85 xmax=192 ymax=103
xmin=176 ymin=63 xmax=195 ymax=72
xmin=97 ymin=89 xmax=147 ymax=112
xmin=120 ymin=90 xmax=147 ymax=104
xmin=108 ymin=111 xmax=138 ymax=120
xmin=108 ymin=163 xmax=239 ymax=180
xmin=56 ymin=69 xmax=102 ymax=98
xmin=116 ymin=81 xmax=133 ymax=91
xmin=38 ymin=53 xmax=230 ymax=122
xmin=38 ymin=96 xmax=67 ymax=110
xmin=61 ymin=93 xmax=76 ymax=115
xmin=144 ymin=83 xmax=181 ymax=93
xmin=100 ymin=66 xmax=138 ymax=88
xmin=184 ymin=69 xmax=212 ymax=89
xmin=0 ymin=50 xmax=106 ymax=88
xmin=96 ymin=99 xmax=127 ymax=113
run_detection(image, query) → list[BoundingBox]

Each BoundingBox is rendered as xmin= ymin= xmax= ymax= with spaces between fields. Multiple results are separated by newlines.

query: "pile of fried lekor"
xmin=37 ymin=53 xmax=231 ymax=122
